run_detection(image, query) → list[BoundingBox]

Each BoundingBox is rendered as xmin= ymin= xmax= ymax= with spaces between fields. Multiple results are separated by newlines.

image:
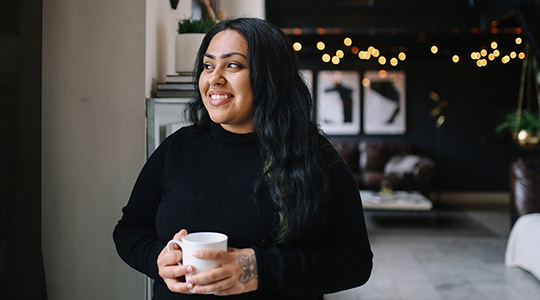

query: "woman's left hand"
xmin=185 ymin=247 xmax=258 ymax=296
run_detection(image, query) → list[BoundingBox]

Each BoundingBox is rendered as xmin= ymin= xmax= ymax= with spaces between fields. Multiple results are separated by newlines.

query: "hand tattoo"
xmin=237 ymin=253 xmax=257 ymax=284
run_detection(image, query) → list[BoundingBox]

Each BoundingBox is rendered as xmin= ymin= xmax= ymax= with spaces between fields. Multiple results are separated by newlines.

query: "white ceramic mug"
xmin=166 ymin=232 xmax=228 ymax=277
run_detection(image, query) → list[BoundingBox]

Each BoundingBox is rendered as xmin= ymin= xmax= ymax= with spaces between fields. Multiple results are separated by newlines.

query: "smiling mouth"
xmin=211 ymin=94 xmax=233 ymax=100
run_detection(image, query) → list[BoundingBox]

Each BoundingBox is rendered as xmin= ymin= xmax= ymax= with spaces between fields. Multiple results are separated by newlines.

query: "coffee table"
xmin=359 ymin=190 xmax=433 ymax=211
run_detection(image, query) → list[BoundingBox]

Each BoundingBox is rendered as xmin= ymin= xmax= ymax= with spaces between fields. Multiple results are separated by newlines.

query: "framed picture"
xmin=363 ymin=70 xmax=406 ymax=135
xmin=316 ymin=70 xmax=361 ymax=135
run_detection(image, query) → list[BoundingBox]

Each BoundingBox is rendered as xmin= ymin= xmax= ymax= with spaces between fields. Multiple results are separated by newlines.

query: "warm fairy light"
xmin=351 ymin=46 xmax=359 ymax=54
xmin=293 ymin=42 xmax=302 ymax=51
xmin=491 ymin=41 xmax=498 ymax=49
xmin=322 ymin=53 xmax=331 ymax=63
xmin=331 ymin=56 xmax=340 ymax=65
xmin=372 ymin=49 xmax=380 ymax=57
xmin=510 ymin=51 xmax=517 ymax=59
xmin=390 ymin=57 xmax=398 ymax=66
xmin=471 ymin=52 xmax=480 ymax=60
xmin=502 ymin=55 xmax=511 ymax=64
xmin=317 ymin=28 xmax=325 ymax=35
xmin=488 ymin=53 xmax=495 ymax=61
xmin=378 ymin=56 xmax=387 ymax=65
xmin=480 ymin=49 xmax=487 ymax=57
xmin=317 ymin=41 xmax=325 ymax=51
xmin=358 ymin=51 xmax=371 ymax=60
xmin=431 ymin=45 xmax=438 ymax=54
xmin=368 ymin=46 xmax=376 ymax=54
xmin=344 ymin=37 xmax=352 ymax=46
xmin=515 ymin=37 xmax=522 ymax=45
xmin=493 ymin=49 xmax=500 ymax=57
xmin=336 ymin=50 xmax=344 ymax=58
xmin=398 ymin=52 xmax=406 ymax=61
xmin=378 ymin=70 xmax=388 ymax=78
xmin=452 ymin=55 xmax=459 ymax=63
xmin=519 ymin=52 xmax=526 ymax=59
xmin=362 ymin=78 xmax=371 ymax=87
xmin=293 ymin=28 xmax=302 ymax=35
xmin=476 ymin=59 xmax=487 ymax=67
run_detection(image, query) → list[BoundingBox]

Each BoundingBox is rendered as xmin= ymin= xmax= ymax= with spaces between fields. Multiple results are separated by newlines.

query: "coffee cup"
xmin=166 ymin=232 xmax=228 ymax=277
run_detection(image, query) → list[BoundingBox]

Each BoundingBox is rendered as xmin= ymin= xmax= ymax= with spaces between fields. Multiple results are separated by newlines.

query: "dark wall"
xmin=295 ymin=41 xmax=537 ymax=192
xmin=0 ymin=0 xmax=46 ymax=298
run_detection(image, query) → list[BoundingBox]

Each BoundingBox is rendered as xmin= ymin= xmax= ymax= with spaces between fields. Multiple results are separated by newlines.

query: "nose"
xmin=208 ymin=66 xmax=226 ymax=88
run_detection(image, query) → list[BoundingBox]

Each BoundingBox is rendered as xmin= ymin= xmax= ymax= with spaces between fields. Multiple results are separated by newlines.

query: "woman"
xmin=113 ymin=18 xmax=372 ymax=299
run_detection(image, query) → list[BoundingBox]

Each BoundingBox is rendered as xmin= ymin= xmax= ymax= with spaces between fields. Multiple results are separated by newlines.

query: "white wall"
xmin=146 ymin=0 xmax=192 ymax=97
xmin=219 ymin=0 xmax=265 ymax=19
xmin=42 ymin=0 xmax=147 ymax=299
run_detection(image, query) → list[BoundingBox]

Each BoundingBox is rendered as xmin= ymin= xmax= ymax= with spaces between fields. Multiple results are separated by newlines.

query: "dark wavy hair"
xmin=187 ymin=18 xmax=329 ymax=245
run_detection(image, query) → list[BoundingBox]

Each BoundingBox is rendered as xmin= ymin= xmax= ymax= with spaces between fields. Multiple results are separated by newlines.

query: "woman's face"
xmin=199 ymin=29 xmax=254 ymax=134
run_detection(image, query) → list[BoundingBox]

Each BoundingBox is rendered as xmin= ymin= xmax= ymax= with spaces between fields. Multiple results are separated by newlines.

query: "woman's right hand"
xmin=157 ymin=229 xmax=195 ymax=294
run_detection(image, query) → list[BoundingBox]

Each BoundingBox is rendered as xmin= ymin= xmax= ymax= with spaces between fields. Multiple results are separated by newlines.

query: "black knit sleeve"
xmin=253 ymin=151 xmax=373 ymax=296
xmin=112 ymin=138 xmax=171 ymax=281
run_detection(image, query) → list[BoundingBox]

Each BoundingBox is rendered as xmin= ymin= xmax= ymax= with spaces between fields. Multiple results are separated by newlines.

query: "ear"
xmin=170 ymin=0 xmax=180 ymax=9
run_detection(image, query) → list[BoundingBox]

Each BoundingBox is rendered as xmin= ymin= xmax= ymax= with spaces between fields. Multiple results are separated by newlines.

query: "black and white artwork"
xmin=363 ymin=70 xmax=406 ymax=134
xmin=317 ymin=70 xmax=360 ymax=135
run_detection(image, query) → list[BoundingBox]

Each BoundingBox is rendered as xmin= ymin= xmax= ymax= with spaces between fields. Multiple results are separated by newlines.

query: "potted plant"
xmin=175 ymin=17 xmax=216 ymax=74
xmin=496 ymin=109 xmax=540 ymax=149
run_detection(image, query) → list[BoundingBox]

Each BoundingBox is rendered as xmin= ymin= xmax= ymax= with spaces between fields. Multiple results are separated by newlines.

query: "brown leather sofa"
xmin=509 ymin=158 xmax=540 ymax=225
xmin=330 ymin=139 xmax=434 ymax=198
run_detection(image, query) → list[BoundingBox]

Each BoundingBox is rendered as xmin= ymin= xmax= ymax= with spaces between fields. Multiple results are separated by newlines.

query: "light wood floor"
xmin=325 ymin=204 xmax=540 ymax=300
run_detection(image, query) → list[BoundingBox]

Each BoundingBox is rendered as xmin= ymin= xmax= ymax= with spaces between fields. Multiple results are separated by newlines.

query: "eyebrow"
xmin=203 ymin=52 xmax=248 ymax=60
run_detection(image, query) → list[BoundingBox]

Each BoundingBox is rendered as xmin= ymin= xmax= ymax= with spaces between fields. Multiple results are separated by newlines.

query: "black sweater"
xmin=113 ymin=122 xmax=372 ymax=299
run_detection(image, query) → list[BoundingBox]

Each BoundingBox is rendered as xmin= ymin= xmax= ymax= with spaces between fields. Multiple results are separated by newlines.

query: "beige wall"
xmin=42 ymin=0 xmax=148 ymax=299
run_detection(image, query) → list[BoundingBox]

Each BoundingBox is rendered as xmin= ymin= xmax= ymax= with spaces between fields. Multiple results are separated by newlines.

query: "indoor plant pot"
xmin=496 ymin=109 xmax=540 ymax=149
xmin=175 ymin=17 xmax=216 ymax=74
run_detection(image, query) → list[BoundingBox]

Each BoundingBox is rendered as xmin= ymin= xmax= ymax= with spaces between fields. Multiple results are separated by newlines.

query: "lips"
xmin=208 ymin=93 xmax=234 ymax=106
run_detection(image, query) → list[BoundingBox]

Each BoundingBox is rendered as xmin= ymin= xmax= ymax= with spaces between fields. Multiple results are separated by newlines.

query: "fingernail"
xmin=194 ymin=286 xmax=201 ymax=294
xmin=186 ymin=283 xmax=193 ymax=289
xmin=186 ymin=266 xmax=194 ymax=273
xmin=192 ymin=251 xmax=200 ymax=258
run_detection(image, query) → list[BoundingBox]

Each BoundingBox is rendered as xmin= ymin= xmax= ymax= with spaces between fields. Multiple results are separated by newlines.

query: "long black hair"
xmin=187 ymin=18 xmax=329 ymax=245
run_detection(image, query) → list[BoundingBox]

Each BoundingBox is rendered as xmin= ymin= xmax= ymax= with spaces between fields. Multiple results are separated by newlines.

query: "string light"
xmin=293 ymin=42 xmax=302 ymax=51
xmin=336 ymin=50 xmax=344 ymax=58
xmin=518 ymin=52 xmax=526 ymax=59
xmin=398 ymin=52 xmax=406 ymax=61
xmin=331 ymin=56 xmax=340 ymax=65
xmin=491 ymin=41 xmax=498 ymax=49
xmin=322 ymin=53 xmax=331 ymax=63
xmin=317 ymin=41 xmax=325 ymax=51
xmin=515 ymin=37 xmax=522 ymax=45
xmin=502 ymin=55 xmax=511 ymax=64
xmin=378 ymin=56 xmax=387 ymax=65
xmin=510 ymin=51 xmax=517 ymax=59
xmin=452 ymin=55 xmax=459 ymax=63
xmin=390 ymin=57 xmax=398 ymax=66
xmin=431 ymin=45 xmax=438 ymax=54
xmin=344 ymin=37 xmax=352 ymax=46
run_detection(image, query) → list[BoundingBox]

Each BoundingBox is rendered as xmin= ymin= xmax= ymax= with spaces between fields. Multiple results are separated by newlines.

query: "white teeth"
xmin=211 ymin=94 xmax=232 ymax=100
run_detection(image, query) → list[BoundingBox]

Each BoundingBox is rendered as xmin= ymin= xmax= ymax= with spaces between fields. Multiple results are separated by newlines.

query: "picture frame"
xmin=363 ymin=70 xmax=406 ymax=135
xmin=316 ymin=70 xmax=361 ymax=135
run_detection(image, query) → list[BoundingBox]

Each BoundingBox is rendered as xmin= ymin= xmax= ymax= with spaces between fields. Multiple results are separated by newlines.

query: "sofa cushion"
xmin=359 ymin=141 xmax=412 ymax=172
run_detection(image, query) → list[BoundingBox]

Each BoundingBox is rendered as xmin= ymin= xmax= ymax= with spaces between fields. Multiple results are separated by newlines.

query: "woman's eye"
xmin=203 ymin=63 xmax=213 ymax=70
xmin=228 ymin=62 xmax=241 ymax=69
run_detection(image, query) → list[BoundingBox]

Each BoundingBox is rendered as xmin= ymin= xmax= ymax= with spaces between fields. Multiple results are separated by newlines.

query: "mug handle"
xmin=166 ymin=239 xmax=183 ymax=251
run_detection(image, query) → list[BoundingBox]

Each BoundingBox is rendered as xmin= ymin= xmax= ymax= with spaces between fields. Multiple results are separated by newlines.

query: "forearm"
xmin=254 ymin=241 xmax=372 ymax=296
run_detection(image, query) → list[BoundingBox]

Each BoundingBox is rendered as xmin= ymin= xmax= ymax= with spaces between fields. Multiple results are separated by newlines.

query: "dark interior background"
xmin=267 ymin=0 xmax=540 ymax=192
